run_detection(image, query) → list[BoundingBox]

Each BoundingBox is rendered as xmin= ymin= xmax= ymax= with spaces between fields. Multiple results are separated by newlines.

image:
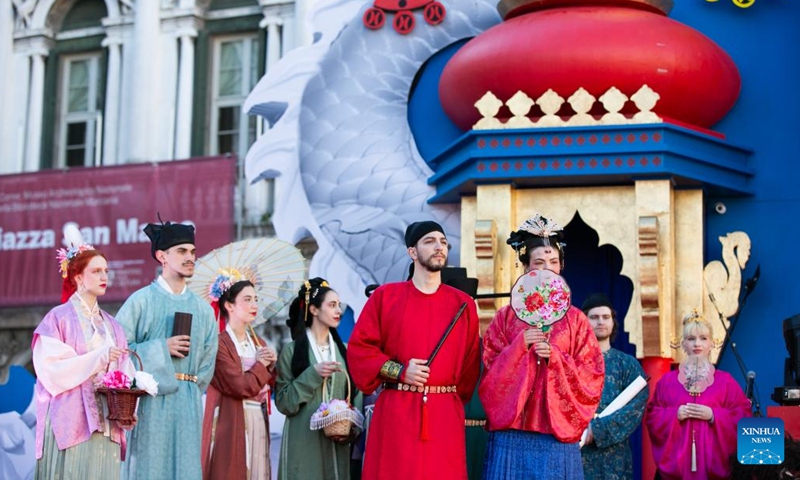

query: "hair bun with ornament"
xmin=507 ymin=213 xmax=567 ymax=265
xmin=510 ymin=213 xmax=564 ymax=246
xmin=302 ymin=277 xmax=330 ymax=303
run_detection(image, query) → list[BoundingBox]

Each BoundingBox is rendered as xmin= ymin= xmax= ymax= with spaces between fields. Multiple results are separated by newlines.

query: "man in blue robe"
xmin=580 ymin=294 xmax=648 ymax=480
xmin=117 ymin=220 xmax=218 ymax=480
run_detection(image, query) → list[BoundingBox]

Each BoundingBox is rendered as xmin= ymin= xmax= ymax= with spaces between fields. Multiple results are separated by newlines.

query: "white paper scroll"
xmin=580 ymin=375 xmax=648 ymax=447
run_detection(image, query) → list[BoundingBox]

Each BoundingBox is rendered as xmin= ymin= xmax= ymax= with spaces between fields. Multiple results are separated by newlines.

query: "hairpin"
xmin=517 ymin=214 xmax=563 ymax=246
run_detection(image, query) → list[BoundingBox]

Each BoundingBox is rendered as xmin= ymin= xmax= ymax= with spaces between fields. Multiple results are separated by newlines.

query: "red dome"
xmin=439 ymin=5 xmax=741 ymax=131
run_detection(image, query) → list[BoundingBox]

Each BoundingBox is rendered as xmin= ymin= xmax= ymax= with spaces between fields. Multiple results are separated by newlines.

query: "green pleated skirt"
xmin=35 ymin=413 xmax=121 ymax=480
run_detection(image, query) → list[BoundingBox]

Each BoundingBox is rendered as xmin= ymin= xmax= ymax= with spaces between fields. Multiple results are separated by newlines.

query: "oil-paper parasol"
xmin=189 ymin=238 xmax=306 ymax=324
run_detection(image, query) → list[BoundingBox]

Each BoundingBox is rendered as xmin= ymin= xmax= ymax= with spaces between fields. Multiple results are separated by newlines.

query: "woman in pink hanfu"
xmin=33 ymin=244 xmax=134 ymax=479
xmin=646 ymin=310 xmax=751 ymax=480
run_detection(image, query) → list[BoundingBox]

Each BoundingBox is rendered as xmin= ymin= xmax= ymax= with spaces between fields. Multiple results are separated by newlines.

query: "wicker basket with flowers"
xmin=310 ymin=374 xmax=364 ymax=438
xmin=96 ymin=350 xmax=158 ymax=422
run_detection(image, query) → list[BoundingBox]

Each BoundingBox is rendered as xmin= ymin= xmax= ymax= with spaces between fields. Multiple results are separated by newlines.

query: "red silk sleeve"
xmin=455 ymin=299 xmax=481 ymax=404
xmin=479 ymin=307 xmax=538 ymax=429
xmin=545 ymin=308 xmax=605 ymax=442
xmin=347 ymin=287 xmax=392 ymax=395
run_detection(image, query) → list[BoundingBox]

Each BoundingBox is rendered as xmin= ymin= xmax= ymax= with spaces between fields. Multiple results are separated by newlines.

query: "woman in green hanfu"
xmin=276 ymin=278 xmax=362 ymax=480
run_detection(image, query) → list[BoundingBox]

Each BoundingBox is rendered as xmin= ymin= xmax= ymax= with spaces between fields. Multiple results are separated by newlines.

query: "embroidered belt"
xmin=382 ymin=383 xmax=457 ymax=394
xmin=175 ymin=373 xmax=197 ymax=383
xmin=465 ymin=419 xmax=486 ymax=427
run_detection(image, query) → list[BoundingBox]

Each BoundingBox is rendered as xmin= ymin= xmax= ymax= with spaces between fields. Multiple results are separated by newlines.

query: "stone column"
xmin=0 ymin=1 xmax=15 ymax=173
xmin=261 ymin=15 xmax=282 ymax=69
xmin=128 ymin=0 xmax=160 ymax=162
xmin=101 ymin=35 xmax=123 ymax=165
xmin=25 ymin=44 xmax=49 ymax=172
xmin=8 ymin=53 xmax=30 ymax=174
xmin=174 ymin=28 xmax=197 ymax=159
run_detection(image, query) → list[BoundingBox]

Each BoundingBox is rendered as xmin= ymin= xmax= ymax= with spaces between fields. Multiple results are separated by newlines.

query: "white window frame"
xmin=209 ymin=33 xmax=261 ymax=157
xmin=57 ymin=52 xmax=103 ymax=168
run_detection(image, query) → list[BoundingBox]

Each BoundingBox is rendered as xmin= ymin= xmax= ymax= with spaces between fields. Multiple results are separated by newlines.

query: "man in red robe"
xmin=348 ymin=220 xmax=481 ymax=480
xmin=479 ymin=213 xmax=604 ymax=479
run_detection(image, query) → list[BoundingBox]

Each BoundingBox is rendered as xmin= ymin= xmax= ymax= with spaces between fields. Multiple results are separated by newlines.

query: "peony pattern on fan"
xmin=510 ymin=270 xmax=571 ymax=331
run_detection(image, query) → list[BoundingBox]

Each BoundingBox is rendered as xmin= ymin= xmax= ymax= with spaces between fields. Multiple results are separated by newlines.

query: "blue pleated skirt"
xmin=483 ymin=430 xmax=584 ymax=480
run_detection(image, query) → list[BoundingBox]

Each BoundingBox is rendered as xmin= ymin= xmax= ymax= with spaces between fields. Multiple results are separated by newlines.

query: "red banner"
xmin=0 ymin=157 xmax=236 ymax=307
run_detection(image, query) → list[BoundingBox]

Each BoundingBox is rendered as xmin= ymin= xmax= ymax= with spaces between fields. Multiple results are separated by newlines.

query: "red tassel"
xmin=420 ymin=394 xmax=430 ymax=441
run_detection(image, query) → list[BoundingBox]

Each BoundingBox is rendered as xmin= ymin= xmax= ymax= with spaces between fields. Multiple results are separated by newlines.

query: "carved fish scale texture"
xmin=244 ymin=0 xmax=499 ymax=294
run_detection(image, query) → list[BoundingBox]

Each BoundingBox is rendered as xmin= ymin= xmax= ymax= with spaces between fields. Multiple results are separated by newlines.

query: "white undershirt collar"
xmin=156 ymin=275 xmax=186 ymax=295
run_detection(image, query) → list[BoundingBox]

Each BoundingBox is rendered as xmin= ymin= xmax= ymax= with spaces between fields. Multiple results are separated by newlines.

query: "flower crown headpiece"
xmin=56 ymin=244 xmax=96 ymax=279
xmin=208 ymin=267 xmax=257 ymax=302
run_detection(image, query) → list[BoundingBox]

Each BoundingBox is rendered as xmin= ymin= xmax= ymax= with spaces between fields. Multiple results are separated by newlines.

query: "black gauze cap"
xmin=143 ymin=221 xmax=195 ymax=260
xmin=404 ymin=220 xmax=445 ymax=248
